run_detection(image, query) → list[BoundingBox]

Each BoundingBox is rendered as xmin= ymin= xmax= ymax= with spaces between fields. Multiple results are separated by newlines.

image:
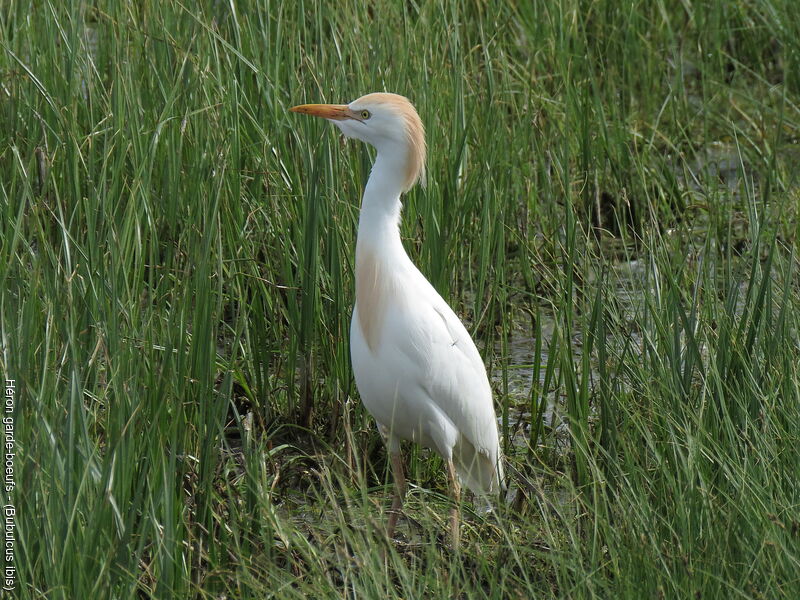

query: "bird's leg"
xmin=386 ymin=450 xmax=406 ymax=539
xmin=446 ymin=458 xmax=461 ymax=549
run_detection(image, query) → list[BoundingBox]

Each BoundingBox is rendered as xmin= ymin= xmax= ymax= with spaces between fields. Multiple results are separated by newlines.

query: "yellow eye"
xmin=360 ymin=110 xmax=371 ymax=120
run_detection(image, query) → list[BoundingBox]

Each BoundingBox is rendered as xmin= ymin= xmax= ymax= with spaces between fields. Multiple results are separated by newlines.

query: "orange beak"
xmin=289 ymin=103 xmax=353 ymax=121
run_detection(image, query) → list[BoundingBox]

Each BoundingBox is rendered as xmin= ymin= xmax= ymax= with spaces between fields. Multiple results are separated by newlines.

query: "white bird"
xmin=290 ymin=93 xmax=503 ymax=546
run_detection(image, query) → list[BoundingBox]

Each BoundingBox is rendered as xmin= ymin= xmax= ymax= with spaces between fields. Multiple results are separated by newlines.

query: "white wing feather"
xmin=351 ymin=263 xmax=504 ymax=494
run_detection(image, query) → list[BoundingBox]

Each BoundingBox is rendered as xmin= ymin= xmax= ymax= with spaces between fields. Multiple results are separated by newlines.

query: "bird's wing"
xmin=384 ymin=273 xmax=502 ymax=492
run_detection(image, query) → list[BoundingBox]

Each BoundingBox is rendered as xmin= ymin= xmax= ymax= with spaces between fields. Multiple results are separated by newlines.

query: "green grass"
xmin=3 ymin=0 xmax=800 ymax=597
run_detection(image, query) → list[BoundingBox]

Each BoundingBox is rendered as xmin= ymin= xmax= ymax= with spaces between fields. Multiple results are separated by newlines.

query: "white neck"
xmin=352 ymin=147 xmax=413 ymax=350
xmin=356 ymin=149 xmax=408 ymax=258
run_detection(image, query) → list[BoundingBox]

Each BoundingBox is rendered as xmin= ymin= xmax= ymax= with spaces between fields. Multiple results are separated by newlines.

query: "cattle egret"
xmin=290 ymin=93 xmax=503 ymax=546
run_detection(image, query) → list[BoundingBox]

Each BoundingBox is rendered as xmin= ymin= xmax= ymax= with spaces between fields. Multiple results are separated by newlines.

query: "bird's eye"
xmin=360 ymin=110 xmax=371 ymax=120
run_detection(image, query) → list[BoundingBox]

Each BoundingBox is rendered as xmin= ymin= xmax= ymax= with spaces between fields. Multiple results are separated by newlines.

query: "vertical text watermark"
xmin=3 ymin=379 xmax=15 ymax=594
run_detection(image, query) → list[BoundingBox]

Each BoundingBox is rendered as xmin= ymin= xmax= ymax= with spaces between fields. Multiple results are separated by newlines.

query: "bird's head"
xmin=290 ymin=92 xmax=426 ymax=191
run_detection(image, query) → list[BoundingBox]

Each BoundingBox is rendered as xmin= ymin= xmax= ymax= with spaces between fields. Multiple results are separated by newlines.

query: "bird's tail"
xmin=453 ymin=438 xmax=505 ymax=496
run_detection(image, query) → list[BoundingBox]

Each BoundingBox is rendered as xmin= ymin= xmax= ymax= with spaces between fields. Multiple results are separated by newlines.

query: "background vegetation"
xmin=2 ymin=0 xmax=799 ymax=597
